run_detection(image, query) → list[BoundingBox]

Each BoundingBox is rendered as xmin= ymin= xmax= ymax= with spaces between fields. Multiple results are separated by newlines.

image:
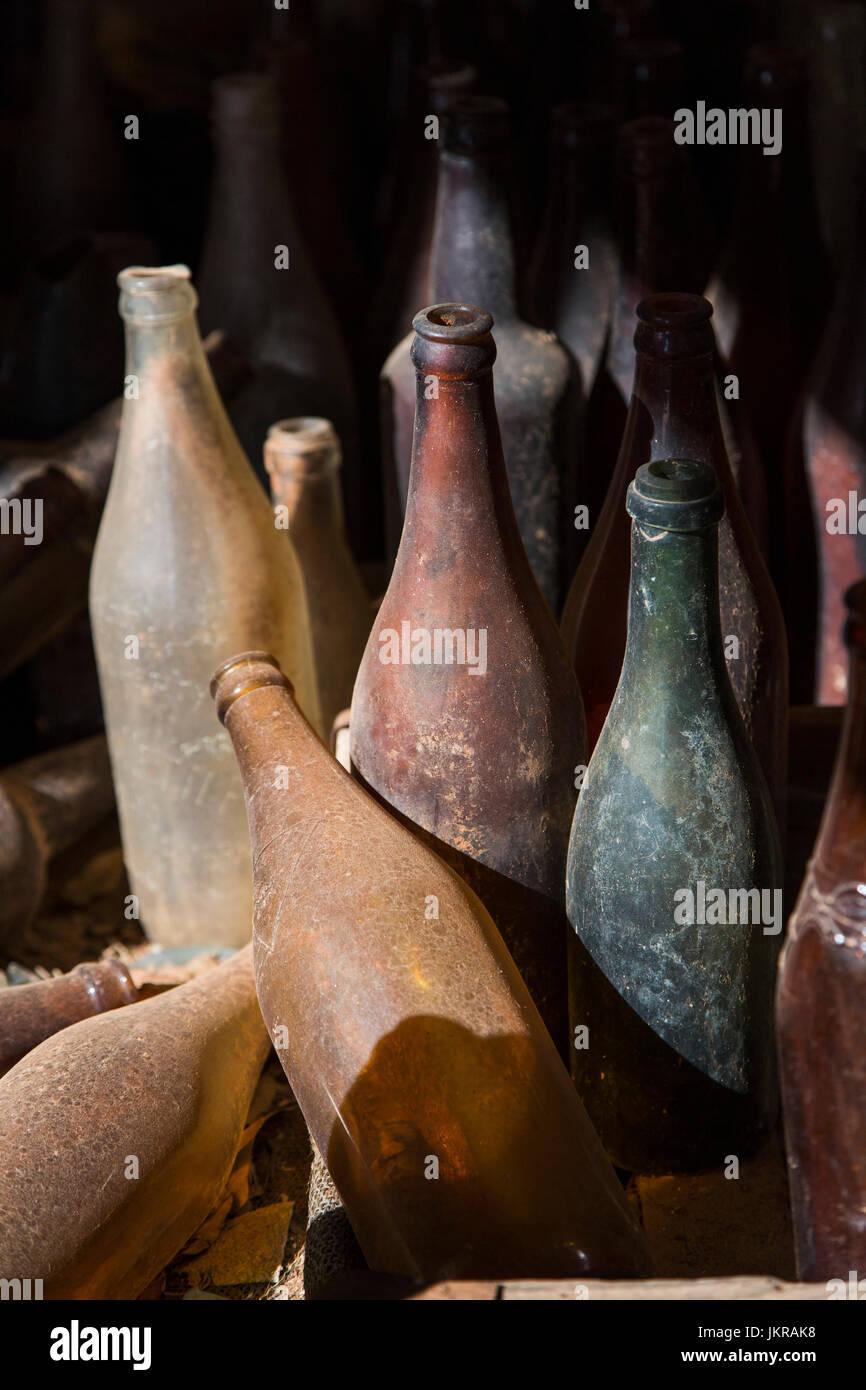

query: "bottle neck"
xmin=222 ymin=678 xmax=324 ymax=850
xmin=813 ymin=647 xmax=866 ymax=883
xmin=122 ymin=310 xmax=210 ymax=384
xmin=401 ymin=367 xmax=521 ymax=554
xmin=628 ymin=349 xmax=730 ymax=475
xmin=269 ymin=466 xmax=346 ymax=542
xmin=622 ymin=521 xmax=727 ymax=685
xmin=209 ymin=122 xmax=304 ymax=262
xmin=430 ymin=150 xmax=518 ymax=319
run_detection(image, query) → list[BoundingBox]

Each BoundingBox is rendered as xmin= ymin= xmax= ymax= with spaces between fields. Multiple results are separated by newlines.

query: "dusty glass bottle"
xmin=0 ymin=947 xmax=269 ymax=1298
xmin=358 ymin=305 xmax=586 ymax=1055
xmin=381 ymin=97 xmax=582 ymax=611
xmin=707 ymin=45 xmax=829 ymax=596
xmin=264 ymin=418 xmax=372 ymax=735
xmin=89 ymin=266 xmax=320 ymax=949
xmin=777 ymin=579 xmax=866 ymax=1281
xmin=567 ymin=459 xmax=783 ymax=1174
xmin=795 ymin=157 xmax=866 ymax=706
xmin=0 ymin=959 xmax=138 ymax=1076
xmin=561 ymin=294 xmax=789 ymax=830
xmin=212 ymin=651 xmax=648 ymax=1281
xmin=0 ymin=735 xmax=114 ymax=947
xmin=197 ymin=73 xmax=361 ymax=525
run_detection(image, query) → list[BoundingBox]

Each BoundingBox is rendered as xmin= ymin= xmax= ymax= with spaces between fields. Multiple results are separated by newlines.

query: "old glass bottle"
xmin=358 ymin=306 xmax=585 ymax=1055
xmin=0 ymin=735 xmax=114 ymax=947
xmin=567 ymin=459 xmax=783 ymax=1174
xmin=381 ymin=97 xmax=582 ymax=611
xmin=197 ymin=73 xmax=361 ymax=530
xmin=212 ymin=651 xmax=648 ymax=1281
xmin=795 ymin=157 xmax=866 ymax=706
xmin=0 ymin=947 xmax=270 ymax=1298
xmin=264 ymin=418 xmax=372 ymax=735
xmin=527 ymin=102 xmax=617 ymax=547
xmin=0 ymin=959 xmax=138 ymax=1076
xmin=561 ymin=294 xmax=789 ymax=829
xmin=707 ymin=45 xmax=829 ymax=596
xmin=89 ymin=266 xmax=320 ymax=949
xmin=777 ymin=579 xmax=866 ymax=1281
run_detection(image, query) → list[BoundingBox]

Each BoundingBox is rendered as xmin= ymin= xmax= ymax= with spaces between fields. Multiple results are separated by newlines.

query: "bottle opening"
xmin=265 ymin=418 xmax=341 ymax=474
xmin=117 ymin=265 xmax=197 ymax=322
xmin=415 ymin=304 xmax=493 ymax=340
xmin=638 ymin=293 xmax=712 ymax=328
xmin=210 ymin=652 xmax=292 ymax=725
xmin=627 ymin=458 xmax=724 ymax=530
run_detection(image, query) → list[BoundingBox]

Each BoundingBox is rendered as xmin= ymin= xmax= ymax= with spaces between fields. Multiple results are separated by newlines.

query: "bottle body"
xmin=359 ymin=307 xmax=585 ymax=1055
xmin=567 ymin=460 xmax=783 ymax=1172
xmin=0 ymin=948 xmax=269 ymax=1298
xmin=777 ymin=582 xmax=866 ymax=1280
xmin=214 ymin=652 xmax=648 ymax=1282
xmin=89 ymin=266 xmax=320 ymax=948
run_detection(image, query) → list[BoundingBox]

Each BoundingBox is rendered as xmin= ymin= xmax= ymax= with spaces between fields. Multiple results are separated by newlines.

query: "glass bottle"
xmin=0 ymin=947 xmax=270 ymax=1298
xmin=264 ymin=418 xmax=372 ymax=736
xmin=381 ymin=97 xmax=582 ymax=611
xmin=89 ymin=265 xmax=321 ymax=949
xmin=567 ymin=458 xmax=783 ymax=1173
xmin=0 ymin=959 xmax=138 ymax=1076
xmin=213 ymin=651 xmax=648 ymax=1281
xmin=197 ymin=73 xmax=361 ymax=535
xmin=777 ymin=578 xmax=866 ymax=1281
xmin=561 ymin=293 xmax=788 ymax=830
xmin=358 ymin=305 xmax=586 ymax=1055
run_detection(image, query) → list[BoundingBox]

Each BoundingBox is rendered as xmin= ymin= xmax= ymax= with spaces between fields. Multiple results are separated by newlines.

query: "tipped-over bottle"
xmin=212 ymin=651 xmax=649 ymax=1282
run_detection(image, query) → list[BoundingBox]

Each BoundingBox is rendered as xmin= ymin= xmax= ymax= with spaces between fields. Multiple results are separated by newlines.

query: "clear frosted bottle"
xmin=89 ymin=265 xmax=321 ymax=948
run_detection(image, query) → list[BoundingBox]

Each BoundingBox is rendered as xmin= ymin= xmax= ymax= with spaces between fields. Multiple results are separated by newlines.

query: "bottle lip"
xmin=211 ymin=71 xmax=279 ymax=130
xmin=264 ymin=417 xmax=342 ymax=478
xmin=210 ymin=651 xmax=292 ymax=725
xmin=413 ymin=303 xmax=494 ymax=343
xmin=634 ymin=293 xmax=715 ymax=357
xmin=627 ymin=458 xmax=724 ymax=530
xmin=117 ymin=265 xmax=197 ymax=323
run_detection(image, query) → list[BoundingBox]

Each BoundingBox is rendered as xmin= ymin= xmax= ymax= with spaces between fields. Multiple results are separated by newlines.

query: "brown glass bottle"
xmin=264 ymin=418 xmax=372 ymax=735
xmin=794 ymin=157 xmax=866 ymax=706
xmin=212 ymin=651 xmax=647 ymax=1281
xmin=197 ymin=73 xmax=361 ymax=531
xmin=0 ymin=960 xmax=138 ymax=1076
xmin=0 ymin=736 xmax=115 ymax=948
xmin=381 ymin=97 xmax=582 ymax=611
xmin=707 ymin=45 xmax=829 ymax=597
xmin=359 ymin=306 xmax=586 ymax=1055
xmin=561 ymin=294 xmax=789 ymax=828
xmin=0 ymin=947 xmax=270 ymax=1298
xmin=777 ymin=580 xmax=866 ymax=1281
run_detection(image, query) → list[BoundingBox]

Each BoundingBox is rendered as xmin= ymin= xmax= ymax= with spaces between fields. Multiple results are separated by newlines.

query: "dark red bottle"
xmin=777 ymin=579 xmax=866 ymax=1281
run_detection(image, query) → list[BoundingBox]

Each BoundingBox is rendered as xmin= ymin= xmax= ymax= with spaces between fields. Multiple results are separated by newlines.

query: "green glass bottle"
xmin=566 ymin=459 xmax=783 ymax=1173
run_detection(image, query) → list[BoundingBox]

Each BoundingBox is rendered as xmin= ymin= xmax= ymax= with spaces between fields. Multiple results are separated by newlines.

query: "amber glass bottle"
xmin=358 ymin=305 xmax=585 ymax=1054
xmin=213 ymin=651 xmax=648 ymax=1281
xmin=568 ymin=459 xmax=783 ymax=1173
xmin=264 ymin=418 xmax=372 ymax=734
xmin=561 ymin=294 xmax=788 ymax=826
xmin=0 ymin=948 xmax=269 ymax=1298
xmin=0 ymin=960 xmax=138 ymax=1076
xmin=777 ymin=579 xmax=866 ymax=1281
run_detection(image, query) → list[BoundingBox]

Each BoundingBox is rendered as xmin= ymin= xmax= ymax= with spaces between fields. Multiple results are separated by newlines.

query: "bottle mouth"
xmin=264 ymin=418 xmax=341 ymax=477
xmin=210 ymin=651 xmax=292 ymax=725
xmin=627 ymin=458 xmax=725 ymax=531
xmin=634 ymin=293 xmax=715 ymax=357
xmin=211 ymin=72 xmax=279 ymax=130
xmin=117 ymin=265 xmax=197 ymax=323
xmin=413 ymin=304 xmax=494 ymax=342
